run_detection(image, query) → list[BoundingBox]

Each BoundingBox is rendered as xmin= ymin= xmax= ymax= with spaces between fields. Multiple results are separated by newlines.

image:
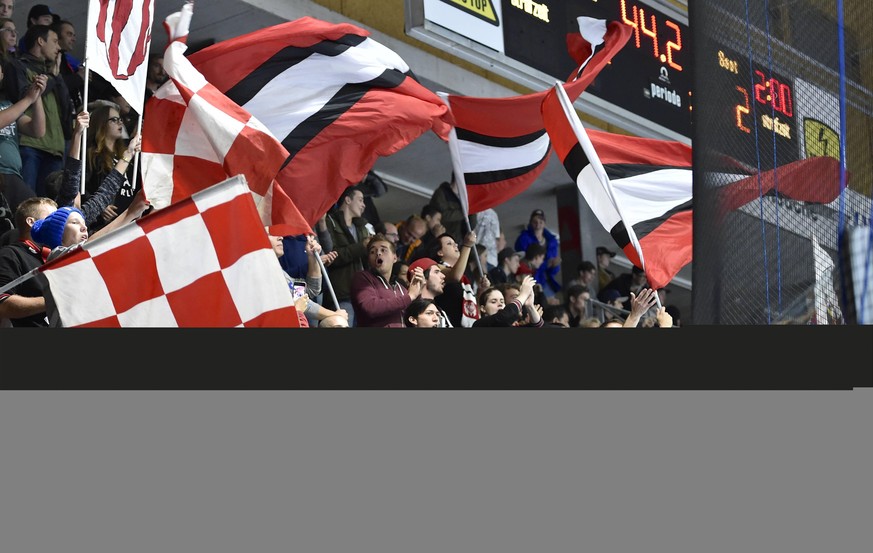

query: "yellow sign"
xmin=803 ymin=119 xmax=840 ymax=160
xmin=439 ymin=0 xmax=500 ymax=26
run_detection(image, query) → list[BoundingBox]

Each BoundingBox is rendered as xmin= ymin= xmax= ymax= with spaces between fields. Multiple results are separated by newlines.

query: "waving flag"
xmin=185 ymin=17 xmax=454 ymax=225
xmin=140 ymin=2 xmax=311 ymax=237
xmin=543 ymin=82 xmax=693 ymax=289
xmin=40 ymin=176 xmax=299 ymax=327
xmin=86 ymin=0 xmax=155 ymax=114
xmin=443 ymin=17 xmax=632 ymax=214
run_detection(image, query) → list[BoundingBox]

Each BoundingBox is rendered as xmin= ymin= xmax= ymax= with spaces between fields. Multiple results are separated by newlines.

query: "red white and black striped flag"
xmin=542 ymin=82 xmax=693 ymax=289
xmin=185 ymin=17 xmax=454 ymax=226
xmin=442 ymin=17 xmax=632 ymax=214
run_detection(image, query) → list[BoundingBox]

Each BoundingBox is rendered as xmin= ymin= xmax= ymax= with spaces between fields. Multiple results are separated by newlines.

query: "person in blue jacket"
xmin=514 ymin=208 xmax=561 ymax=303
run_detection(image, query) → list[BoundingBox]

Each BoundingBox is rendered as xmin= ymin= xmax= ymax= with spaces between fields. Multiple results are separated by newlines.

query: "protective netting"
xmin=691 ymin=0 xmax=872 ymax=324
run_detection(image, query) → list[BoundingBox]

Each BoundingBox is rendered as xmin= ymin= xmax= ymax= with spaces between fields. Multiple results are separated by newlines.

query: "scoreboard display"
xmin=501 ymin=0 xmax=692 ymax=138
xmin=707 ymin=45 xmax=800 ymax=167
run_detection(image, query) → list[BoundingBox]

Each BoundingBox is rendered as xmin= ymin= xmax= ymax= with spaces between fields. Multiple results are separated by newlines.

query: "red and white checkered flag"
xmin=141 ymin=2 xmax=311 ymax=237
xmin=40 ymin=175 xmax=300 ymax=327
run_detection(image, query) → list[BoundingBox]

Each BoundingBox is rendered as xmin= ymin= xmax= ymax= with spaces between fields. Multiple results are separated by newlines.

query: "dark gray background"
xmin=1 ymin=391 xmax=870 ymax=553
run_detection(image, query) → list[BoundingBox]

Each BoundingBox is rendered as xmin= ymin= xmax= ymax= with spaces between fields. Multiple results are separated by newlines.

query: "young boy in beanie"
xmin=31 ymin=205 xmax=85 ymax=251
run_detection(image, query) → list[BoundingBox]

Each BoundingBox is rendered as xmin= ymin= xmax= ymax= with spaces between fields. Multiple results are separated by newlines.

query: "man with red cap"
xmin=408 ymin=257 xmax=452 ymax=327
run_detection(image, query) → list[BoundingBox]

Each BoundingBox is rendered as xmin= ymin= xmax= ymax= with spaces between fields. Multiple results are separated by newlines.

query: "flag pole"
xmin=437 ymin=91 xmax=486 ymax=282
xmin=551 ymin=82 xmax=661 ymax=308
xmin=80 ymin=1 xmax=97 ymax=195
xmin=313 ymin=250 xmax=339 ymax=311
xmin=0 ymin=266 xmax=40 ymax=296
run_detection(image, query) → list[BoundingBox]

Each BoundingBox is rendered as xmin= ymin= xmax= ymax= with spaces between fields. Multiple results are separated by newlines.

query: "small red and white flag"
xmin=40 ymin=175 xmax=299 ymax=328
xmin=542 ymin=82 xmax=693 ymax=289
xmin=85 ymin=0 xmax=155 ymax=115
xmin=140 ymin=2 xmax=311 ymax=237
xmin=442 ymin=17 xmax=632 ymax=214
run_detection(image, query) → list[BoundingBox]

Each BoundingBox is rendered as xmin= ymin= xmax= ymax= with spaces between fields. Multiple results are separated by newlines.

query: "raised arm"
xmin=5 ymin=74 xmax=47 ymax=137
xmin=623 ymin=288 xmax=658 ymax=328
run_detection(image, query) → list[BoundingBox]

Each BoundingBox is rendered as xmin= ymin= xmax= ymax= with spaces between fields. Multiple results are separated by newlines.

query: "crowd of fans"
xmin=0 ymin=3 xmax=680 ymax=329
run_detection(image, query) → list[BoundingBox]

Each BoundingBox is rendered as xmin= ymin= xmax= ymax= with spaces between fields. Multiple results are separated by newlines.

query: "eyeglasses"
xmin=107 ymin=116 xmax=123 ymax=124
xmin=0 ymin=28 xmax=15 ymax=34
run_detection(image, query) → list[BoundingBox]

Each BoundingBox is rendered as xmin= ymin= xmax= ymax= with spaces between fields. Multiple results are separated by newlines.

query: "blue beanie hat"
xmin=32 ymin=207 xmax=85 ymax=249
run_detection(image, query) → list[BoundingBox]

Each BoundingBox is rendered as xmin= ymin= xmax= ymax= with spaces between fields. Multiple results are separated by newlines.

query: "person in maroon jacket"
xmin=350 ymin=233 xmax=425 ymax=327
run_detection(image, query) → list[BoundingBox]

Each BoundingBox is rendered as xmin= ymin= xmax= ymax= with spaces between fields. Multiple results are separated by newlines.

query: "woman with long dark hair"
xmin=84 ymin=102 xmax=139 ymax=232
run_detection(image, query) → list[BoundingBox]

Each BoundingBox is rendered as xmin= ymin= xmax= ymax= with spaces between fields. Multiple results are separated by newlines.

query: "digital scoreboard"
xmin=501 ymin=0 xmax=692 ymax=138
xmin=708 ymin=45 xmax=799 ymax=167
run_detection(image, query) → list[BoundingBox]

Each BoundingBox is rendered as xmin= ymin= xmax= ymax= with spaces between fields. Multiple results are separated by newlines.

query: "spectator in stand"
xmin=0 ymin=0 xmax=12 ymax=21
xmin=278 ymin=215 xmax=336 ymax=296
xmin=351 ymin=233 xmax=424 ymax=327
xmin=542 ymin=304 xmax=570 ymax=327
xmin=19 ymin=5 xmax=53 ymax=52
xmin=0 ymin=66 xmax=46 ymax=215
xmin=4 ymin=23 xmax=74 ymax=195
xmin=408 ymin=256 xmax=452 ymax=327
xmin=516 ymin=242 xmax=545 ymax=278
xmin=47 ymin=111 xmax=141 ymax=229
xmin=564 ymin=284 xmax=591 ymax=328
xmin=51 ymin=19 xmax=83 ymax=113
xmin=403 ymin=297 xmax=442 ymax=328
xmin=395 ymin=213 xmax=426 ymax=263
xmin=600 ymin=265 xmax=648 ymax=311
xmin=598 ymin=288 xmax=628 ymax=324
xmin=578 ymin=316 xmax=602 ymax=328
xmin=473 ymin=207 xmax=501 ymax=272
xmin=596 ymin=245 xmax=617 ymax=290
xmin=393 ymin=258 xmax=410 ymax=289
xmin=0 ymin=17 xmax=17 ymax=57
xmin=144 ymin=53 xmax=167 ymax=102
xmin=487 ymin=246 xmax=521 ymax=286
xmin=426 ymin=229 xmax=488 ymax=328
xmin=497 ymin=280 xmax=543 ymax=327
xmin=514 ymin=208 xmax=561 ymax=303
xmin=464 ymin=243 xmax=488 ymax=298
xmin=29 ymin=192 xmax=150 ymax=326
xmin=621 ymin=288 xmax=672 ymax=328
xmin=324 ymin=184 xmax=373 ymax=326
xmin=567 ymin=260 xmax=597 ymax=290
xmin=374 ymin=220 xmax=399 ymax=247
xmin=84 ymin=103 xmax=138 ymax=232
xmin=406 ymin=203 xmax=443 ymax=262
xmin=428 ymin=172 xmax=476 ymax=246
xmin=472 ymin=274 xmax=543 ymax=328
xmin=268 ymin=230 xmax=348 ymax=328
xmin=0 ymin=196 xmax=55 ymax=326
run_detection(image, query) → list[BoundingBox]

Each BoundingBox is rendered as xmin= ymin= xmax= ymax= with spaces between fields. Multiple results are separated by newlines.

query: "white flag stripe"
xmin=553 ymin=82 xmax=646 ymax=266
xmin=456 ymin=133 xmax=552 ymax=173
xmin=238 ymin=38 xmax=408 ymax=141
xmin=610 ymin=169 xmax=694 ymax=225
